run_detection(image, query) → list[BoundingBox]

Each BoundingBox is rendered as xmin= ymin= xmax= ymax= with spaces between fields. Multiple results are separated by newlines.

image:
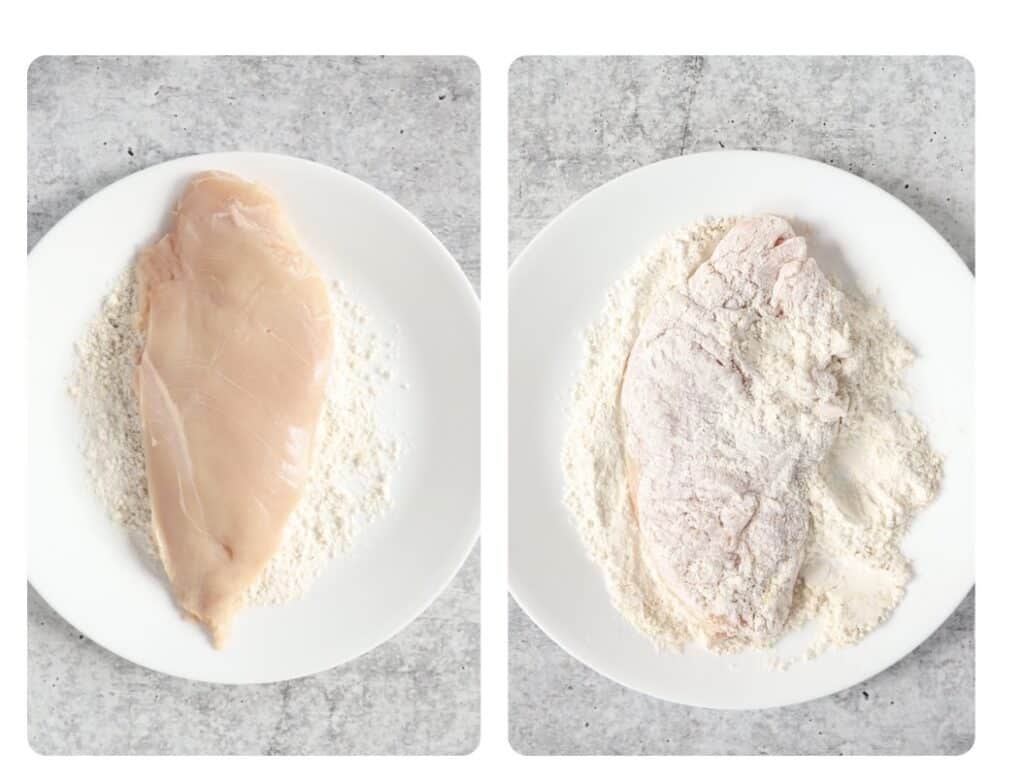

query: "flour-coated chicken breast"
xmin=621 ymin=216 xmax=846 ymax=645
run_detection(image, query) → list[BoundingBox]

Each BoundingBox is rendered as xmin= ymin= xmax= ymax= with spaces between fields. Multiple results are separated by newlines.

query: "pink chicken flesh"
xmin=135 ymin=171 xmax=333 ymax=647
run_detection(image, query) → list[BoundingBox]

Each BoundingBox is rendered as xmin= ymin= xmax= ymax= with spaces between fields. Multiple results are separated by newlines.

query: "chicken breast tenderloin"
xmin=620 ymin=216 xmax=849 ymax=646
xmin=135 ymin=171 xmax=333 ymax=647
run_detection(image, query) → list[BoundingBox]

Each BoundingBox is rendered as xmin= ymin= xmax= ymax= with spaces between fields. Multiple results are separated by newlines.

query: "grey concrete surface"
xmin=509 ymin=56 xmax=974 ymax=271
xmin=28 ymin=55 xmax=479 ymax=755
xmin=508 ymin=56 xmax=974 ymax=755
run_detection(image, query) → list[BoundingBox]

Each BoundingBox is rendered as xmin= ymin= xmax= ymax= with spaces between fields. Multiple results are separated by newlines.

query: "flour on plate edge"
xmin=69 ymin=268 xmax=403 ymax=607
xmin=560 ymin=216 xmax=943 ymax=662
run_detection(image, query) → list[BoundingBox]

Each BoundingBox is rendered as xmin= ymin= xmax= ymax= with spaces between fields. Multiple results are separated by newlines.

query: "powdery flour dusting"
xmin=562 ymin=217 xmax=942 ymax=659
xmin=70 ymin=269 xmax=400 ymax=606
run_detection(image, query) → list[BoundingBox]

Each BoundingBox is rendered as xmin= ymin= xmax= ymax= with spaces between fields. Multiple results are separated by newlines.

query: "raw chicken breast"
xmin=135 ymin=171 xmax=333 ymax=647
xmin=620 ymin=216 xmax=846 ymax=646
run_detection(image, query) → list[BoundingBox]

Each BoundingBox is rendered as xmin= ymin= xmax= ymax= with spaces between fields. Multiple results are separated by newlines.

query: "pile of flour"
xmin=561 ymin=217 xmax=942 ymax=657
xmin=69 ymin=269 xmax=401 ymax=606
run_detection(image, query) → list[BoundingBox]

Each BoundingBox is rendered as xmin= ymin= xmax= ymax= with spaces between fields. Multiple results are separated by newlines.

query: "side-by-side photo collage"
xmin=26 ymin=54 xmax=974 ymax=758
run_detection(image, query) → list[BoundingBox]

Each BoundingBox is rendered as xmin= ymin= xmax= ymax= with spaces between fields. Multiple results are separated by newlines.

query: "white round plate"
xmin=510 ymin=151 xmax=973 ymax=709
xmin=29 ymin=152 xmax=479 ymax=683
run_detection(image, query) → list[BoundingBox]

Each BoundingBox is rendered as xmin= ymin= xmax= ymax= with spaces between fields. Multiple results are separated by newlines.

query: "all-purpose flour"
xmin=70 ymin=269 xmax=401 ymax=606
xmin=561 ymin=217 xmax=942 ymax=658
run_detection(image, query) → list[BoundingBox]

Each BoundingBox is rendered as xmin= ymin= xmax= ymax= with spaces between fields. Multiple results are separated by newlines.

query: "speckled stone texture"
xmin=509 ymin=56 xmax=974 ymax=756
xmin=28 ymin=55 xmax=479 ymax=755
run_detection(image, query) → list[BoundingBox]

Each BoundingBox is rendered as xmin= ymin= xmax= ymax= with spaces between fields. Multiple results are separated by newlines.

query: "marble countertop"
xmin=28 ymin=55 xmax=480 ymax=755
xmin=508 ymin=55 xmax=974 ymax=755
